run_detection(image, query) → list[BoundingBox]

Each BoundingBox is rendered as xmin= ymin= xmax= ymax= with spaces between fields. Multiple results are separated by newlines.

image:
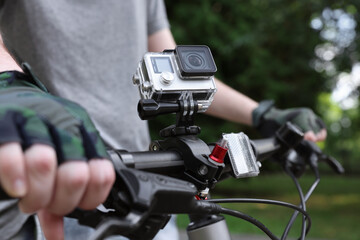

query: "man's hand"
xmin=252 ymin=100 xmax=327 ymax=142
xmin=0 ymin=70 xmax=115 ymax=240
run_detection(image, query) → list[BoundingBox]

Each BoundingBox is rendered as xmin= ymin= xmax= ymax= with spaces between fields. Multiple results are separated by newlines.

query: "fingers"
xmin=304 ymin=129 xmax=327 ymax=142
xmin=19 ymin=144 xmax=57 ymax=213
xmin=39 ymin=159 xmax=114 ymax=239
xmin=14 ymin=149 xmax=114 ymax=239
xmin=0 ymin=142 xmax=27 ymax=197
xmin=46 ymin=161 xmax=90 ymax=215
xmin=78 ymin=159 xmax=115 ymax=210
xmin=45 ymin=159 xmax=115 ymax=215
xmin=304 ymin=131 xmax=317 ymax=142
xmin=316 ymin=129 xmax=327 ymax=141
xmin=38 ymin=209 xmax=64 ymax=240
xmin=0 ymin=142 xmax=114 ymax=216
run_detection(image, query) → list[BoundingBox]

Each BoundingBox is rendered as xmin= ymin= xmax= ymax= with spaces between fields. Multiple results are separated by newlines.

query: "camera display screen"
xmin=151 ymin=57 xmax=174 ymax=74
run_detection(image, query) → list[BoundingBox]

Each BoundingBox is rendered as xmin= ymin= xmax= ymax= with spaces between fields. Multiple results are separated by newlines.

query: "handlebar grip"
xmin=109 ymin=149 xmax=184 ymax=175
xmin=251 ymin=137 xmax=281 ymax=161
xmin=0 ymin=150 xmax=184 ymax=202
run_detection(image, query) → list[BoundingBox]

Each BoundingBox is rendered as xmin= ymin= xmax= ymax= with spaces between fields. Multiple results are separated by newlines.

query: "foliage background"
xmin=150 ymin=1 xmax=360 ymax=239
xmin=147 ymin=0 xmax=360 ymax=174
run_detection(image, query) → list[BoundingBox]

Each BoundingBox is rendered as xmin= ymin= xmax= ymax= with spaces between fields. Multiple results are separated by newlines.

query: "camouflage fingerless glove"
xmin=0 ymin=64 xmax=107 ymax=163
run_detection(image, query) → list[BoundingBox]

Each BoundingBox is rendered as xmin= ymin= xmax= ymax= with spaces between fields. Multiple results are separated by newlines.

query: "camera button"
xmin=160 ymin=72 xmax=174 ymax=85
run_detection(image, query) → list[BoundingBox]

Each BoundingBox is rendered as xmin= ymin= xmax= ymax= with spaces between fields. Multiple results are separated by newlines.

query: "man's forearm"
xmin=206 ymin=78 xmax=259 ymax=126
xmin=147 ymin=29 xmax=259 ymax=126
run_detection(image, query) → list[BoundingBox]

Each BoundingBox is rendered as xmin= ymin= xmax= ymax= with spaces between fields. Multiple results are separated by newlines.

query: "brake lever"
xmin=89 ymin=216 xmax=140 ymax=240
xmin=88 ymin=210 xmax=156 ymax=240
xmin=321 ymin=154 xmax=345 ymax=174
xmin=292 ymin=140 xmax=344 ymax=175
xmin=67 ymin=200 xmax=172 ymax=240
xmin=91 ymin=166 xmax=197 ymax=239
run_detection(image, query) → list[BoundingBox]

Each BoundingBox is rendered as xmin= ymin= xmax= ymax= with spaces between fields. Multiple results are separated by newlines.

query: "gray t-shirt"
xmin=0 ymin=0 xmax=169 ymax=238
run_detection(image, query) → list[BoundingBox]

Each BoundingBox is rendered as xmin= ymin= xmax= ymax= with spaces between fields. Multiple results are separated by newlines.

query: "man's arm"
xmin=148 ymin=28 xmax=326 ymax=142
xmin=206 ymin=80 xmax=258 ymax=125
xmin=148 ymin=29 xmax=258 ymax=125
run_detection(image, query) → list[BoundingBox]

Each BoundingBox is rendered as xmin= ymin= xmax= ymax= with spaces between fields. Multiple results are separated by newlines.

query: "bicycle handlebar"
xmin=108 ymin=149 xmax=184 ymax=174
xmin=0 ymin=122 xmax=344 ymax=240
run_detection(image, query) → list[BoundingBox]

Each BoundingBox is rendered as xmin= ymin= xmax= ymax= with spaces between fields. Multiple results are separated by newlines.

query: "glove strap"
xmin=21 ymin=62 xmax=49 ymax=92
xmin=252 ymin=100 xmax=274 ymax=127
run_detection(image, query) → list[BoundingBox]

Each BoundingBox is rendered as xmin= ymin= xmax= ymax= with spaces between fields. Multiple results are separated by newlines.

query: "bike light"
xmin=223 ymin=132 xmax=260 ymax=178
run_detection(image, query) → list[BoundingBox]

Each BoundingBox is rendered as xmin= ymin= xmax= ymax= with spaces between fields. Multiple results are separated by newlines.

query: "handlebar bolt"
xmin=198 ymin=165 xmax=208 ymax=176
xmin=257 ymin=161 xmax=262 ymax=168
xmin=209 ymin=139 xmax=228 ymax=165
xmin=150 ymin=142 xmax=161 ymax=151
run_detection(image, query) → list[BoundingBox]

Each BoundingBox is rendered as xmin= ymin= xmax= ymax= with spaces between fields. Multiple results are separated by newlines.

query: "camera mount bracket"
xmin=137 ymin=98 xmax=201 ymax=137
xmin=160 ymin=99 xmax=201 ymax=137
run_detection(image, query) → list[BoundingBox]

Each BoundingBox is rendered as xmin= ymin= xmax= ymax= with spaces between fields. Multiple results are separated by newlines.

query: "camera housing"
xmin=133 ymin=45 xmax=217 ymax=113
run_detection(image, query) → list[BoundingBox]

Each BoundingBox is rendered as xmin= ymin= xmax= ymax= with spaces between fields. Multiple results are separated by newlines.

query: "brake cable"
xmin=207 ymin=198 xmax=312 ymax=240
xmin=281 ymin=153 xmax=321 ymax=240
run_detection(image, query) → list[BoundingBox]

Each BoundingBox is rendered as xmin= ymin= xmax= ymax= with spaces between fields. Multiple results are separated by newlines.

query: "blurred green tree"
xmin=312 ymin=2 xmax=360 ymax=173
xmin=147 ymin=0 xmax=360 ymax=173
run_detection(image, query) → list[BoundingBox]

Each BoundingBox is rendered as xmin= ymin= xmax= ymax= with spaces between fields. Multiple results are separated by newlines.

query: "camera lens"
xmin=187 ymin=54 xmax=204 ymax=68
xmin=175 ymin=45 xmax=217 ymax=76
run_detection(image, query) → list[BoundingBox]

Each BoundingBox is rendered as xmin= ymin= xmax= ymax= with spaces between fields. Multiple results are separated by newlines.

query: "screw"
xmin=198 ymin=165 xmax=208 ymax=176
xmin=150 ymin=142 xmax=160 ymax=151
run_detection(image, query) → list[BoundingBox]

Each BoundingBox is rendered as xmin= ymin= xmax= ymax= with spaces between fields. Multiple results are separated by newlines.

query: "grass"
xmin=177 ymin=173 xmax=360 ymax=240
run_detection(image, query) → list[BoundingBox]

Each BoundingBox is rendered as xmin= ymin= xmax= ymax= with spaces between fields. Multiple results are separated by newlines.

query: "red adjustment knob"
xmin=209 ymin=139 xmax=228 ymax=164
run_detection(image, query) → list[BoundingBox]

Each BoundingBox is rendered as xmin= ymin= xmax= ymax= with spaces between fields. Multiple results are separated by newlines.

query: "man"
xmin=0 ymin=0 xmax=326 ymax=239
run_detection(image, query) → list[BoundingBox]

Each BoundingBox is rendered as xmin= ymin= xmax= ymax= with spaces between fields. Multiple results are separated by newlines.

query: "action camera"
xmin=133 ymin=45 xmax=217 ymax=113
